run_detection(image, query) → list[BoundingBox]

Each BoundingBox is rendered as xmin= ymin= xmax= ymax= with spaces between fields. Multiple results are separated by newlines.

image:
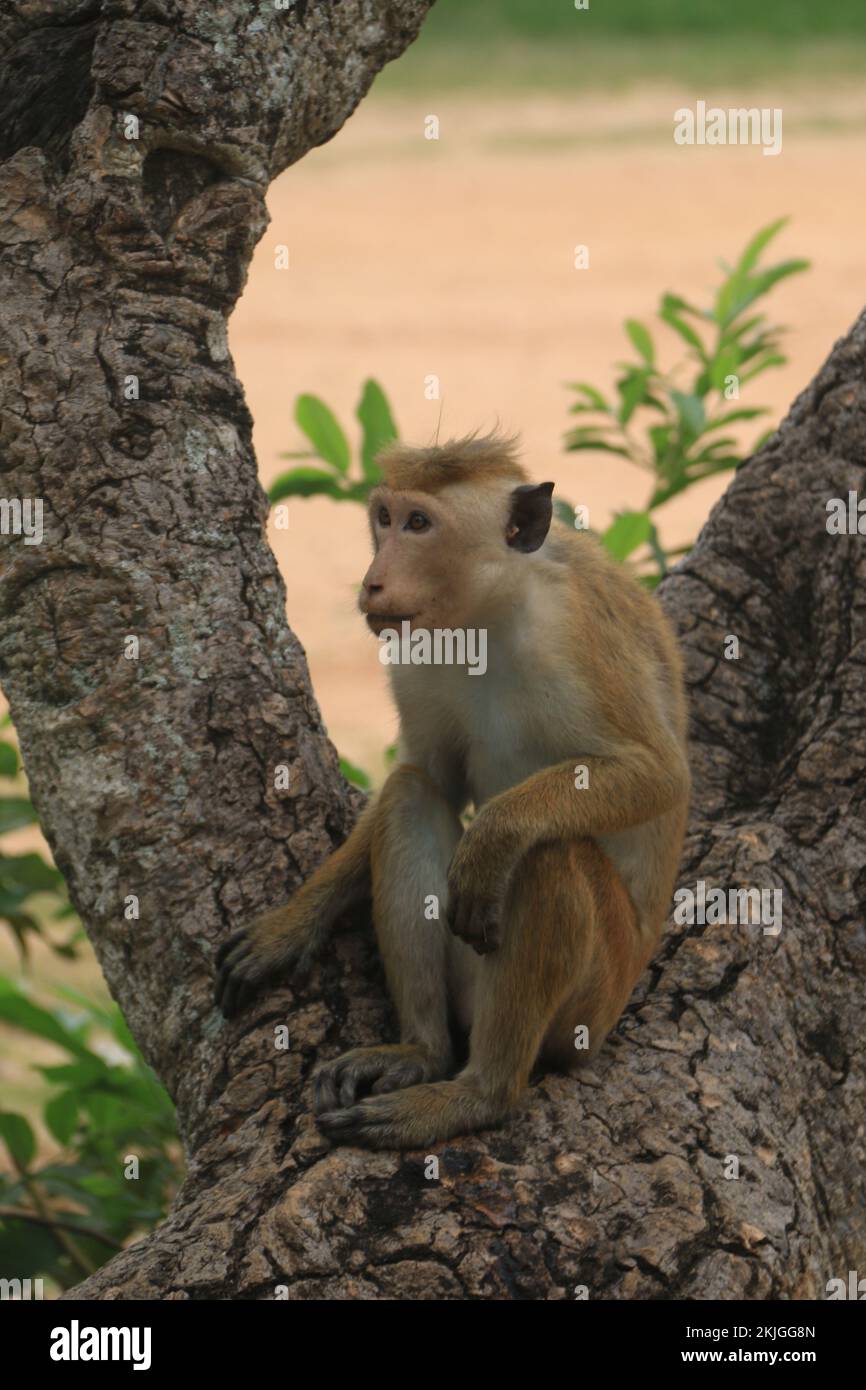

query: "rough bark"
xmin=1 ymin=2 xmax=864 ymax=1301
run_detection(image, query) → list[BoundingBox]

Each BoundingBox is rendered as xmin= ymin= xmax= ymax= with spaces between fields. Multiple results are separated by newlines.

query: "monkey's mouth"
xmin=365 ymin=613 xmax=415 ymax=635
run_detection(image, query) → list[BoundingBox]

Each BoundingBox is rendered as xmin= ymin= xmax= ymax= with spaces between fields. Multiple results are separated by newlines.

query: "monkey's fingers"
xmin=316 ymin=1084 xmax=453 ymax=1150
xmin=316 ymin=1095 xmax=410 ymax=1148
xmin=215 ymin=929 xmax=248 ymax=969
xmin=447 ymin=891 xmax=501 ymax=955
xmin=314 ymin=1048 xmax=425 ymax=1114
xmin=216 ymin=958 xmax=257 ymax=1017
xmin=214 ymin=944 xmax=251 ymax=1007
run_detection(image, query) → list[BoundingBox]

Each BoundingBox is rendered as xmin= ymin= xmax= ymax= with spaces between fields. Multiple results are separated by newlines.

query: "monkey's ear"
xmin=506 ymin=481 xmax=554 ymax=553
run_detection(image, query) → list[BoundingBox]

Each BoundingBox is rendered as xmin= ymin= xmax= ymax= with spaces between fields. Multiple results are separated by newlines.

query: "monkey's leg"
xmin=318 ymin=838 xmax=643 ymax=1149
xmin=215 ymin=799 xmax=376 ymax=1017
xmin=314 ymin=765 xmax=464 ymax=1113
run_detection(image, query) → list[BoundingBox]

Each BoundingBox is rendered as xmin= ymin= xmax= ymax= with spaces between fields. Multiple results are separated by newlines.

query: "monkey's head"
xmin=359 ymin=432 xmax=554 ymax=634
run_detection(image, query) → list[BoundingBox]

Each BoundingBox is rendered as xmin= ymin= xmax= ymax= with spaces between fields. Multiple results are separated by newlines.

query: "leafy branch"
xmin=564 ymin=218 xmax=809 ymax=583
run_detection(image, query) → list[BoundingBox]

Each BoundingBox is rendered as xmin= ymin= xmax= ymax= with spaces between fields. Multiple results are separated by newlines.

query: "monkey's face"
xmin=360 ymin=485 xmax=501 ymax=634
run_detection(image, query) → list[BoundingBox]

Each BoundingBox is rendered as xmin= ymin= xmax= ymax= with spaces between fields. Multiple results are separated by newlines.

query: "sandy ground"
xmin=232 ymin=83 xmax=866 ymax=778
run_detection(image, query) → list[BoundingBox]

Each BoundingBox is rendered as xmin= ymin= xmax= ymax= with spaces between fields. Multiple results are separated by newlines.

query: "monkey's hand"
xmin=214 ymin=904 xmax=322 ymax=1018
xmin=446 ymin=825 xmax=510 ymax=955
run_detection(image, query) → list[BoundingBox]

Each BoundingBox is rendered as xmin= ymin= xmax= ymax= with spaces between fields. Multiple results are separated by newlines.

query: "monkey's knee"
xmin=537 ymin=842 xmax=645 ymax=1068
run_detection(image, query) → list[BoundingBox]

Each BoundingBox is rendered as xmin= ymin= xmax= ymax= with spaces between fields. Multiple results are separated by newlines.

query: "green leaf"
xmin=339 ymin=756 xmax=371 ymax=792
xmin=553 ymin=498 xmax=577 ymax=527
xmin=704 ymin=409 xmax=766 ymax=432
xmin=660 ymin=292 xmax=706 ymax=318
xmin=617 ymin=368 xmax=655 ymax=424
xmin=722 ymin=312 xmax=766 ymax=344
xmin=739 ymin=354 xmax=786 ymax=386
xmin=294 ymin=395 xmax=350 ymax=474
xmin=646 ymin=520 xmax=670 ymax=579
xmin=649 ymin=424 xmax=673 ymax=465
xmin=670 ymin=390 xmax=706 ymax=439
xmin=0 ymin=1112 xmax=36 ymax=1170
xmin=601 ymin=511 xmax=652 ymax=561
xmin=660 ymin=305 xmax=706 ymax=355
xmin=38 ymin=1058 xmax=110 ymax=1087
xmin=0 ymin=741 xmax=17 ymax=777
xmin=268 ymin=467 xmax=346 ymax=504
xmin=566 ymin=382 xmax=610 ymax=411
xmin=715 ymin=260 xmax=809 ymax=329
xmin=625 ymin=319 xmax=654 ymax=364
xmin=564 ymin=436 xmax=631 ymax=458
xmin=0 ymin=798 xmax=38 ymax=833
xmin=693 ymin=436 xmax=738 ymax=458
xmin=356 ymin=379 xmax=397 ymax=482
xmin=45 ymin=1092 xmax=79 ymax=1145
xmin=0 ymin=853 xmax=64 ymax=893
xmin=736 ymin=217 xmax=788 ymax=275
xmin=0 ymin=980 xmax=92 ymax=1058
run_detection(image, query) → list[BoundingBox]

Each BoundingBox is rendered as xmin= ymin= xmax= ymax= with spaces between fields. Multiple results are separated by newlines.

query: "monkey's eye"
xmin=377 ymin=506 xmax=391 ymax=527
xmin=406 ymin=511 xmax=431 ymax=533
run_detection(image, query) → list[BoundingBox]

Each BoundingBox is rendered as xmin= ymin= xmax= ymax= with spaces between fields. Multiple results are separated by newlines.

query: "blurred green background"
xmin=382 ymin=0 xmax=866 ymax=88
xmin=423 ymin=0 xmax=866 ymax=35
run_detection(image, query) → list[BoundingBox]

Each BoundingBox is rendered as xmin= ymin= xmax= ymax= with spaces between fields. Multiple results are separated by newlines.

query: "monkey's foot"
xmin=313 ymin=1044 xmax=448 ymax=1115
xmin=214 ymin=909 xmax=321 ymax=1018
xmin=316 ymin=1077 xmax=507 ymax=1150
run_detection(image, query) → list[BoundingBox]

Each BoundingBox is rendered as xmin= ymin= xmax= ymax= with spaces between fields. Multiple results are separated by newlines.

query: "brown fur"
xmin=377 ymin=429 xmax=524 ymax=494
xmin=215 ymin=432 xmax=690 ymax=1150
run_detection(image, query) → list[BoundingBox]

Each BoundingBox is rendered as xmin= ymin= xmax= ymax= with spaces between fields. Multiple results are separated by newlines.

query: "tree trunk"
xmin=1 ymin=3 xmax=863 ymax=1301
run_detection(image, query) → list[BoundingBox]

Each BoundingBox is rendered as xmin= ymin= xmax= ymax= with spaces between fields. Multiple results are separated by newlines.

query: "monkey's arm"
xmin=215 ymin=799 xmax=375 ymax=1016
xmin=447 ymin=743 xmax=689 ymax=953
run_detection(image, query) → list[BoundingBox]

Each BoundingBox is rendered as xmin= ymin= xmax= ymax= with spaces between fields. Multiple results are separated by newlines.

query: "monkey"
xmin=215 ymin=431 xmax=690 ymax=1150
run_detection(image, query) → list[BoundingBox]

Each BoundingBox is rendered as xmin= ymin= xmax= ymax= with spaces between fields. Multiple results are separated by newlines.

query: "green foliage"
xmin=0 ymin=976 xmax=179 ymax=1288
xmin=0 ymin=722 xmax=79 ymax=960
xmin=269 ymin=380 xmax=398 ymax=506
xmin=564 ymin=218 xmax=808 ymax=585
xmin=0 ymin=716 xmax=180 ymax=1288
xmin=273 ymin=382 xmax=400 ymax=794
xmin=339 ymin=756 xmax=372 ymax=792
xmin=420 ymin=0 xmax=866 ymax=40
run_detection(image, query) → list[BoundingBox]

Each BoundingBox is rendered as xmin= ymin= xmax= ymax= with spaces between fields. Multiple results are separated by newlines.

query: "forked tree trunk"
xmin=1 ymin=2 xmax=863 ymax=1300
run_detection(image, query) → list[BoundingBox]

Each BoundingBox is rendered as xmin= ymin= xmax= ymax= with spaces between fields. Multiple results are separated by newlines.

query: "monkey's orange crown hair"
xmin=376 ymin=430 xmax=527 ymax=494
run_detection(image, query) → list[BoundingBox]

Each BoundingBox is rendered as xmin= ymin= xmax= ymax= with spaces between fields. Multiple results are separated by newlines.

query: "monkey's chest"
xmin=460 ymin=688 xmax=555 ymax=805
